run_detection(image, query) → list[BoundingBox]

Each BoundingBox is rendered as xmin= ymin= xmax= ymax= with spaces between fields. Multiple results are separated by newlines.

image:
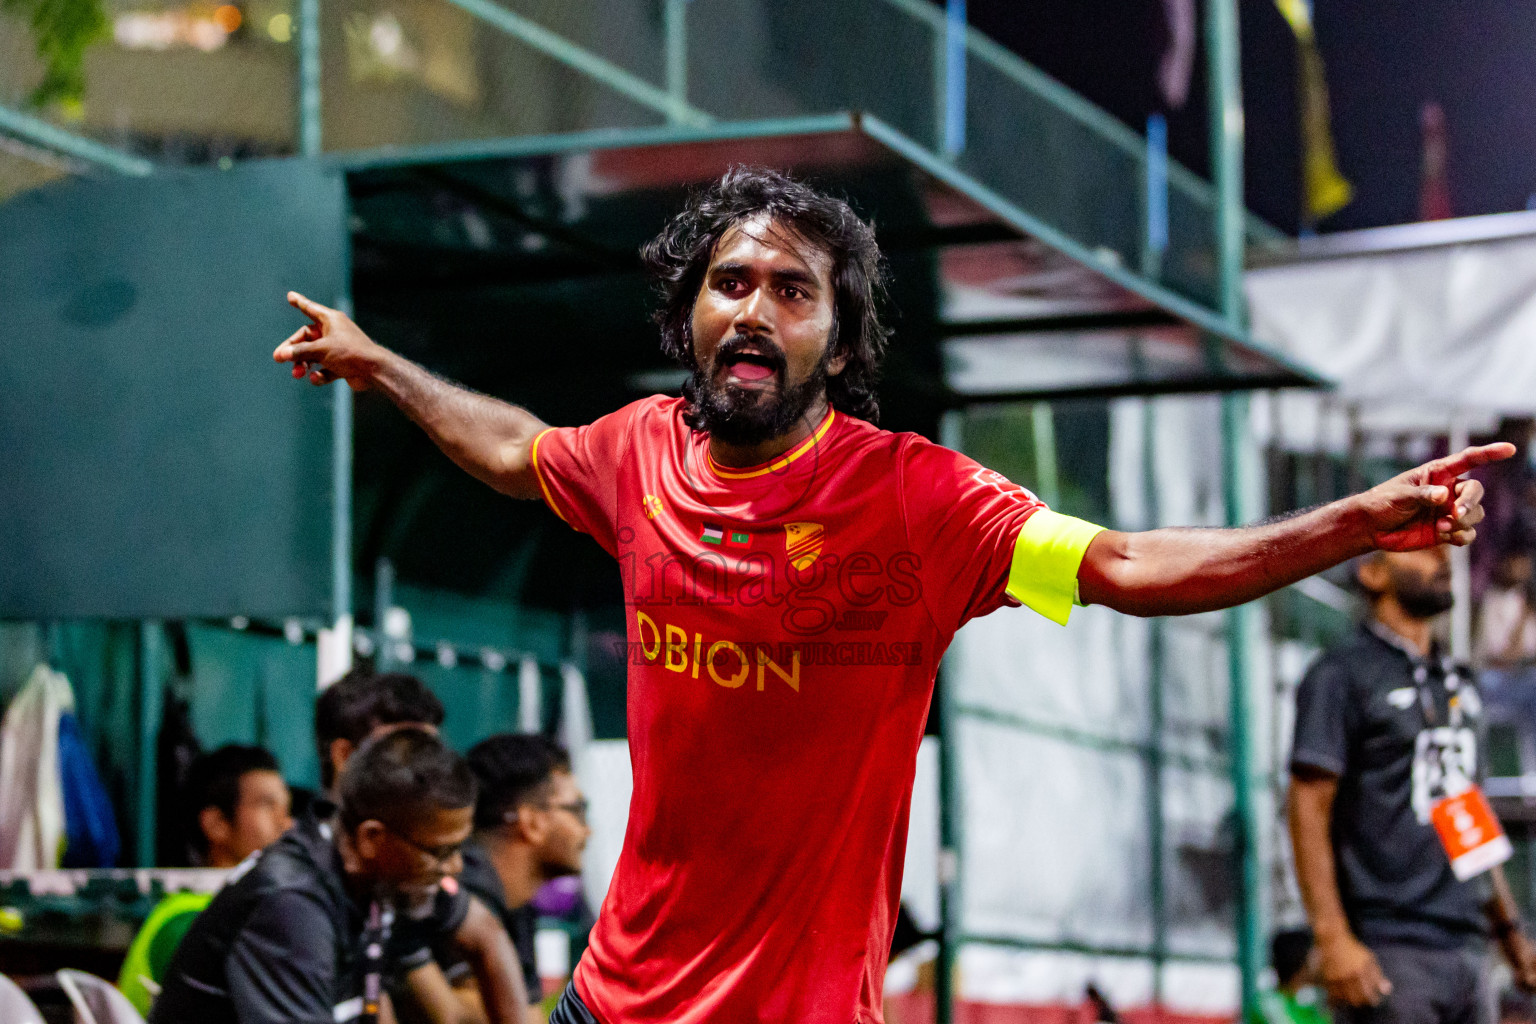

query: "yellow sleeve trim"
xmin=529 ymin=427 xmax=569 ymax=525
xmin=1006 ymin=509 xmax=1106 ymax=626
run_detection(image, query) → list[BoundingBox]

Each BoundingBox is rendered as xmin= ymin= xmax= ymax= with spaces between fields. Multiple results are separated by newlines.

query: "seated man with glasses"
xmin=411 ymin=735 xmax=591 ymax=1024
xmin=149 ymin=728 xmax=526 ymax=1024
xmin=305 ymin=670 xmax=529 ymax=1024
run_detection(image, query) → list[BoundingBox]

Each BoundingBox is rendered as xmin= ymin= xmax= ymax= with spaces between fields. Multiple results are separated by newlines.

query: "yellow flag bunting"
xmin=1273 ymin=0 xmax=1353 ymax=223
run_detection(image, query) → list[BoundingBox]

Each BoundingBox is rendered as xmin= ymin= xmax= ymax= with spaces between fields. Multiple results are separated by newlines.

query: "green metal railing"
xmin=2 ymin=0 xmax=1281 ymax=321
xmin=942 ymin=398 xmax=1249 ymax=1022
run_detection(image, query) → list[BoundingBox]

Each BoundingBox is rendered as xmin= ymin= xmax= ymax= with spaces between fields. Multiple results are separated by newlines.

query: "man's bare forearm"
xmin=1288 ymin=773 xmax=1353 ymax=943
xmin=1080 ymin=499 xmax=1373 ymax=616
xmin=405 ymin=962 xmax=485 ymax=1024
xmin=372 ymin=351 xmax=548 ymax=500
xmin=1488 ymin=865 xmax=1524 ymax=936
xmin=455 ymin=899 xmax=527 ymax=1024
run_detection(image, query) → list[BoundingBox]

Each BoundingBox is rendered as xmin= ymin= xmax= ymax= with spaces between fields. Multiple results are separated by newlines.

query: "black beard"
xmin=1397 ymin=584 xmax=1455 ymax=619
xmin=689 ymin=335 xmax=829 ymax=447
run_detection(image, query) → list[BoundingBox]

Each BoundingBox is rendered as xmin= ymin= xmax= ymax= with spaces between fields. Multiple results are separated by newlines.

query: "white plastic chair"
xmin=56 ymin=969 xmax=147 ymax=1024
xmin=0 ymin=973 xmax=46 ymax=1024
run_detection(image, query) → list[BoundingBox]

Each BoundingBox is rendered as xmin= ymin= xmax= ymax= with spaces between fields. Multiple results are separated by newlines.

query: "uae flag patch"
xmin=701 ymin=525 xmax=750 ymax=547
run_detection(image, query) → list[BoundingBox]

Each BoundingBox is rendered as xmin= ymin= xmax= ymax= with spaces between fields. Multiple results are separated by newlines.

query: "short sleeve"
xmin=900 ymin=437 xmax=1102 ymax=632
xmin=1290 ymin=656 xmax=1354 ymax=777
xmin=507 ymin=905 xmax=541 ymax=1004
xmin=389 ymin=883 xmax=472 ymax=970
xmin=225 ymin=890 xmax=339 ymax=1024
xmin=529 ymin=400 xmax=647 ymax=555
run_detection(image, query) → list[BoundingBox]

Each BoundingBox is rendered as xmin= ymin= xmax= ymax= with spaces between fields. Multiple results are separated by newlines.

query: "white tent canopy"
xmin=1246 ymin=210 xmax=1536 ymax=432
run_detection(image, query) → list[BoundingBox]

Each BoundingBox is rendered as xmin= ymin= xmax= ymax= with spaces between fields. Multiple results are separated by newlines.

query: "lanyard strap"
xmin=1412 ymin=657 xmax=1464 ymax=728
xmin=361 ymin=900 xmax=394 ymax=1024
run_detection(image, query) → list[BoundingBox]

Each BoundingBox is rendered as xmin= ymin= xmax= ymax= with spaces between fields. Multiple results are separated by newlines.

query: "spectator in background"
xmin=185 ymin=745 xmax=293 ymax=868
xmin=1253 ymin=929 xmax=1327 ymax=1024
xmin=119 ymin=745 xmax=293 ymax=1017
xmin=1478 ymin=549 xmax=1536 ymax=741
xmin=306 ymin=671 xmax=529 ymax=1024
xmin=1289 ymin=547 xmax=1536 ymax=1024
xmin=314 ymin=669 xmax=448 ymax=810
xmin=407 ymin=735 xmax=590 ymax=1024
xmin=150 ymin=728 xmax=525 ymax=1024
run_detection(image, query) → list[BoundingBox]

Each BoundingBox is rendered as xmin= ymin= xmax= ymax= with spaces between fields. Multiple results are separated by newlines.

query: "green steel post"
xmin=936 ymin=410 xmax=965 ymax=1024
xmin=137 ymin=621 xmax=164 ymax=866
xmin=333 ymin=293 xmax=355 ymax=627
xmin=0 ymin=104 xmax=153 ymax=175
xmin=298 ymin=0 xmax=321 ymax=155
xmin=1143 ymin=400 xmax=1167 ymax=1010
xmin=1206 ymin=0 xmax=1245 ymax=327
xmin=1223 ymin=392 xmax=1262 ymax=1015
xmin=1030 ymin=403 xmax=1060 ymax=508
xmin=1208 ymin=0 xmax=1261 ymax=1010
xmin=664 ymin=0 xmax=687 ymax=123
xmin=333 ymin=387 xmax=352 ymax=623
xmin=440 ymin=0 xmax=708 ymax=126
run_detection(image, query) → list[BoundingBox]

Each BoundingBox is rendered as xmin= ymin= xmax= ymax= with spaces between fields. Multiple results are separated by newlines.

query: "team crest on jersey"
xmin=784 ymin=522 xmax=824 ymax=570
xmin=642 ymin=494 xmax=663 ymax=520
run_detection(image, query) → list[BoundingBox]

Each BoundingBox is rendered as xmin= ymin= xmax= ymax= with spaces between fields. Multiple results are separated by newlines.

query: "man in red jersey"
xmin=276 ymin=167 xmax=1507 ymax=1024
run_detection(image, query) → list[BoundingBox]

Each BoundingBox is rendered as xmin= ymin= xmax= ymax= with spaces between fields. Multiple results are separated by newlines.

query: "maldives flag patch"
xmin=701 ymin=525 xmax=751 ymax=547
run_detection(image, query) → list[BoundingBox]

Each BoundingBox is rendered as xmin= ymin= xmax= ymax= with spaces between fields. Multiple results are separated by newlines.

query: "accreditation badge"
xmin=1430 ymin=785 xmax=1512 ymax=881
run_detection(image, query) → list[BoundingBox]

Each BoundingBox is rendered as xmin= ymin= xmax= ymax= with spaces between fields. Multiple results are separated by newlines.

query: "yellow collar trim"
xmin=707 ymin=409 xmax=836 ymax=480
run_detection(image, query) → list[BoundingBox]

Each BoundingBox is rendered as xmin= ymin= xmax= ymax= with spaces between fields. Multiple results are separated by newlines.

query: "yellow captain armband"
xmin=1005 ymin=509 xmax=1107 ymax=625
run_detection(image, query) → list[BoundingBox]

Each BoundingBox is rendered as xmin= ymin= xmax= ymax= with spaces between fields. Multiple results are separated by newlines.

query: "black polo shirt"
xmin=432 ymin=839 xmax=540 ymax=1002
xmin=1290 ymin=623 xmax=1488 ymax=949
xmin=149 ymin=811 xmax=471 ymax=1024
xmin=148 ymin=819 xmax=368 ymax=1024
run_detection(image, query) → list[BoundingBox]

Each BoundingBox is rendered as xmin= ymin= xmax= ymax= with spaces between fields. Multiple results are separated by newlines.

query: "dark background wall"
xmin=950 ymin=0 xmax=1536 ymax=233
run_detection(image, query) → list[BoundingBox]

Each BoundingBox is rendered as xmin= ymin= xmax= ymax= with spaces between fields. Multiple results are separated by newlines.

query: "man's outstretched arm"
xmin=1077 ymin=443 xmax=1513 ymax=616
xmin=273 ymin=292 xmax=548 ymax=500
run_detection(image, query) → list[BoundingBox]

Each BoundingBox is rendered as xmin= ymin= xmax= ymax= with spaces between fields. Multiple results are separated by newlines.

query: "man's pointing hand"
xmin=273 ymin=291 xmax=385 ymax=392
xmin=1360 ymin=442 xmax=1515 ymax=552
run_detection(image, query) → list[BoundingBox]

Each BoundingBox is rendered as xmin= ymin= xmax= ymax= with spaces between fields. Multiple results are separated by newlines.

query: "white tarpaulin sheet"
xmin=1246 ymin=214 xmax=1536 ymax=428
xmin=943 ymin=395 xmax=1272 ymax=1014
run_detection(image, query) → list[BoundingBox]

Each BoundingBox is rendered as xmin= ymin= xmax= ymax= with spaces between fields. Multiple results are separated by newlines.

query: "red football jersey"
xmin=531 ymin=396 xmax=1081 ymax=1023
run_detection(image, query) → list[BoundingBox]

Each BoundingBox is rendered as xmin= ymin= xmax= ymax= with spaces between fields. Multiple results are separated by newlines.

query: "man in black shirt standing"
xmin=1290 ymin=546 xmax=1536 ymax=1024
xmin=150 ymin=729 xmax=526 ymax=1024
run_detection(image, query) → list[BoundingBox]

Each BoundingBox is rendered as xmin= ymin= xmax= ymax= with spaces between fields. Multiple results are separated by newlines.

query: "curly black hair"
xmin=640 ymin=166 xmax=891 ymax=424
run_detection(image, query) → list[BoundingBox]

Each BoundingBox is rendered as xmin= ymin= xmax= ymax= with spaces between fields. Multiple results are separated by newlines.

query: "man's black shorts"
xmin=548 ymin=983 xmax=602 ymax=1024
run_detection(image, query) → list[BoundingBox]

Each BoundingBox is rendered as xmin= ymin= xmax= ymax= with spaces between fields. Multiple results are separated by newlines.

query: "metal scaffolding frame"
xmin=0 ymin=0 xmax=1280 ymax=1014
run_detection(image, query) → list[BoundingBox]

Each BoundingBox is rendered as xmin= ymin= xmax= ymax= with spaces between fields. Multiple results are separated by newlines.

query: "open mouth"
xmin=719 ymin=349 xmax=781 ymax=385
